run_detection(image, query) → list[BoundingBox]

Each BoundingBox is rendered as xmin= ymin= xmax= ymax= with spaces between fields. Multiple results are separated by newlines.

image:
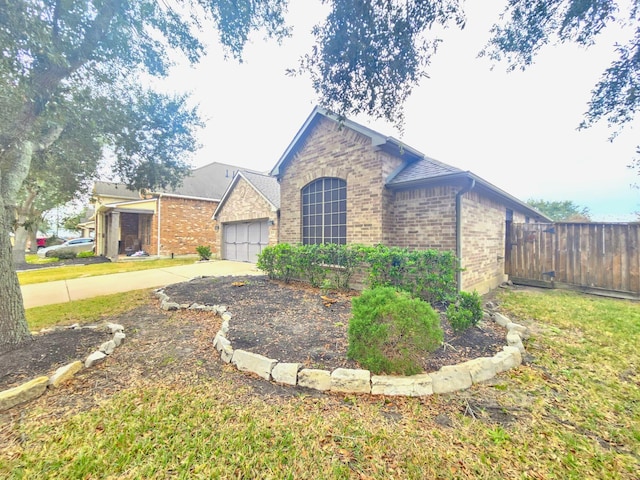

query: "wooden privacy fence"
xmin=506 ymin=222 xmax=640 ymax=298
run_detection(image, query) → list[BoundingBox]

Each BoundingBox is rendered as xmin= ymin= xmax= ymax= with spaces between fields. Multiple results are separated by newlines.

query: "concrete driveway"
xmin=20 ymin=260 xmax=262 ymax=309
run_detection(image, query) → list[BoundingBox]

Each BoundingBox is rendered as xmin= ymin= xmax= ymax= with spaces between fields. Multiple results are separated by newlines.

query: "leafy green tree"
xmin=527 ymin=199 xmax=592 ymax=222
xmin=0 ymin=0 xmax=288 ymax=353
xmin=300 ymin=0 xmax=638 ymax=131
xmin=61 ymin=207 xmax=92 ymax=234
xmin=480 ymin=0 xmax=639 ymax=130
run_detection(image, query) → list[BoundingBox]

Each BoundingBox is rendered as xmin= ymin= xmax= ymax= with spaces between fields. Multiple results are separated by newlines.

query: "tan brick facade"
xmin=279 ymin=117 xmax=403 ymax=246
xmin=152 ymin=196 xmax=218 ymax=257
xmin=386 ymin=186 xmax=458 ymax=250
xmin=460 ymin=191 xmax=509 ymax=293
xmin=214 ymin=176 xmax=278 ymax=255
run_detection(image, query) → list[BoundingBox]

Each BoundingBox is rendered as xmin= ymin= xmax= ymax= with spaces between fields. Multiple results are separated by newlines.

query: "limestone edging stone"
xmin=152 ymin=287 xmax=529 ymax=397
xmin=0 ymin=324 xmax=127 ymax=412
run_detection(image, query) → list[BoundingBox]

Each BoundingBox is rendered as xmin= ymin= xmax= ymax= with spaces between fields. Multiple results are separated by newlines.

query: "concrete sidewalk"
xmin=21 ymin=260 xmax=262 ymax=309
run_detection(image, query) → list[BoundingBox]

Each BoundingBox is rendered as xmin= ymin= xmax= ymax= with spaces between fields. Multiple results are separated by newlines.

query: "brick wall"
xmin=214 ymin=176 xmax=278 ymax=255
xmin=388 ymin=186 xmax=513 ymax=294
xmin=152 ymin=196 xmax=218 ymax=256
xmin=387 ymin=186 xmax=458 ymax=250
xmin=279 ymin=117 xmax=402 ymax=245
xmin=460 ymin=191 xmax=509 ymax=293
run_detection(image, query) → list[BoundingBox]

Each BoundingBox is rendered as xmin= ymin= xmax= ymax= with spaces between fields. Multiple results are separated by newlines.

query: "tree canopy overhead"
xmin=479 ymin=0 xmax=639 ymax=130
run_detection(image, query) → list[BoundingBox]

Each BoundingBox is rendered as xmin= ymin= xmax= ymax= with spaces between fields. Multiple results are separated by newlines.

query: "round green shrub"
xmin=446 ymin=290 xmax=483 ymax=333
xmin=347 ymin=286 xmax=443 ymax=375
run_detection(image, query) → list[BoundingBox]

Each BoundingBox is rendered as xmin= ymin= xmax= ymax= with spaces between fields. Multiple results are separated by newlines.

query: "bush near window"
xmin=257 ymin=243 xmax=457 ymax=304
xmin=76 ymin=251 xmax=95 ymax=258
xmin=347 ymin=286 xmax=443 ymax=375
xmin=364 ymin=245 xmax=457 ymax=305
xmin=446 ymin=291 xmax=483 ymax=333
xmin=256 ymin=243 xmax=297 ymax=283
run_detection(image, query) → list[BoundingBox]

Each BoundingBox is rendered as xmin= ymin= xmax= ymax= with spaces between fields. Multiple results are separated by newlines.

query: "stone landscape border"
xmin=0 ymin=281 xmax=529 ymax=412
xmin=155 ymin=283 xmax=529 ymax=397
xmin=0 ymin=323 xmax=126 ymax=412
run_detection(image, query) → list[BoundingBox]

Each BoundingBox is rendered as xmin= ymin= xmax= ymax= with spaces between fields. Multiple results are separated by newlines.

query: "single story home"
xmin=92 ymin=162 xmax=250 ymax=259
xmin=218 ymin=106 xmax=549 ymax=293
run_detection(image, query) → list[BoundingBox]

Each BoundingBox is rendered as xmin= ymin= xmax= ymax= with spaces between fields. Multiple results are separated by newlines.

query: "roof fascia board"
xmin=150 ymin=192 xmax=221 ymax=202
xmin=387 ymin=172 xmax=551 ymax=222
xmin=94 ymin=193 xmax=139 ymax=201
xmin=99 ymin=207 xmax=155 ymax=215
xmin=271 ymin=106 xmax=322 ymax=177
xmin=103 ymin=198 xmax=155 ymax=208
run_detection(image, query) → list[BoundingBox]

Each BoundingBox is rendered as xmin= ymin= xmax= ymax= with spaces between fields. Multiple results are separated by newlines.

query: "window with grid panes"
xmin=301 ymin=178 xmax=346 ymax=245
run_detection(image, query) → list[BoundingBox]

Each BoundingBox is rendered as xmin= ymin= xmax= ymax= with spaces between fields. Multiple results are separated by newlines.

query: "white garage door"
xmin=223 ymin=221 xmax=269 ymax=263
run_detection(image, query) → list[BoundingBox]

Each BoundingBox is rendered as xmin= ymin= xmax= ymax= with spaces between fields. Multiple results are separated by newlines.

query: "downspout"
xmin=455 ymin=178 xmax=476 ymax=292
xmin=156 ymin=194 xmax=162 ymax=257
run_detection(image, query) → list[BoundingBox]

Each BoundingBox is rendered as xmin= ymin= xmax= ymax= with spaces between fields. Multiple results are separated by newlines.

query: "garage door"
xmin=223 ymin=221 xmax=269 ymax=263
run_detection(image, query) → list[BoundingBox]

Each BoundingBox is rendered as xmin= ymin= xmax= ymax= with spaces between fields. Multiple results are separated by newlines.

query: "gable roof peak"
xmin=271 ymin=106 xmax=424 ymax=178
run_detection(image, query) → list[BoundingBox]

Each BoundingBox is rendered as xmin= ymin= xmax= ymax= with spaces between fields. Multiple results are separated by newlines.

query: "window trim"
xmin=301 ymin=177 xmax=347 ymax=245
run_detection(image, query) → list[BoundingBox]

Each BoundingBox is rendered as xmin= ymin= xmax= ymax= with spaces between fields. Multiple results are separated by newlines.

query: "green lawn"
xmin=17 ymin=255 xmax=199 ymax=285
xmin=25 ymin=290 xmax=152 ymax=331
xmin=1 ymin=288 xmax=639 ymax=478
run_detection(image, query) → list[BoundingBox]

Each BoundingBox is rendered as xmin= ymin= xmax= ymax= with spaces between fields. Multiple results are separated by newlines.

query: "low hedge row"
xmin=257 ymin=243 xmax=458 ymax=305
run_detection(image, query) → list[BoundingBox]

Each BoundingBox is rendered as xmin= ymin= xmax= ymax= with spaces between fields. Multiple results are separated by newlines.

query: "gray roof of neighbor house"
xmin=93 ymin=162 xmax=261 ymax=203
xmin=271 ymin=106 xmax=551 ymax=222
xmin=160 ymin=162 xmax=260 ymax=200
xmin=213 ymin=170 xmax=280 ymax=219
xmin=93 ymin=181 xmax=140 ymax=200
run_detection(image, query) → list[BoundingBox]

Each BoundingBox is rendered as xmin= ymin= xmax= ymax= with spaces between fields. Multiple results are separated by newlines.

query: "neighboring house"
xmin=92 ymin=162 xmax=249 ymax=259
xmin=213 ymin=170 xmax=280 ymax=263
xmin=268 ymin=107 xmax=550 ymax=294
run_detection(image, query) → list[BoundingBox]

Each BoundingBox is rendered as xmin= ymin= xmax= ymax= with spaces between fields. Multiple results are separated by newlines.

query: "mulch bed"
xmin=162 ymin=275 xmax=507 ymax=373
xmin=0 ymin=328 xmax=112 ymax=390
xmin=0 ymin=274 xmax=508 ymax=393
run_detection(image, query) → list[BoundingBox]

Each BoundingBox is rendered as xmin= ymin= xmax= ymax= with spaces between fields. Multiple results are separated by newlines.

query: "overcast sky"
xmin=158 ymin=0 xmax=640 ymax=222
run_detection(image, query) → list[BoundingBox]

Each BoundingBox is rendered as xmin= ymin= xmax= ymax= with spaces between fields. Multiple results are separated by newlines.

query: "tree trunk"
xmin=0 ymin=206 xmax=31 ymax=355
xmin=12 ymin=224 xmax=29 ymax=265
xmin=0 ymin=140 xmax=36 ymax=354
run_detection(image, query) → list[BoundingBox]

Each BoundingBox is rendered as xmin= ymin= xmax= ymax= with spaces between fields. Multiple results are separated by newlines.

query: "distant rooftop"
xmin=93 ymin=162 xmax=263 ymax=202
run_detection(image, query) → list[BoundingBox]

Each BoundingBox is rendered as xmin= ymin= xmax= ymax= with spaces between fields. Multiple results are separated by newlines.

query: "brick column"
xmin=107 ymin=211 xmax=120 ymax=259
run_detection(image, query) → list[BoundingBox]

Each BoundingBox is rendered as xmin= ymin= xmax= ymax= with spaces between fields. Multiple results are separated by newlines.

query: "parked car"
xmin=37 ymin=237 xmax=95 ymax=258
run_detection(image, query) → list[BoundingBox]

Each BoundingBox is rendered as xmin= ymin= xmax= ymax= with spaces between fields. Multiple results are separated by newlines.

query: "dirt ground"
xmin=1 ymin=275 xmax=507 ymax=395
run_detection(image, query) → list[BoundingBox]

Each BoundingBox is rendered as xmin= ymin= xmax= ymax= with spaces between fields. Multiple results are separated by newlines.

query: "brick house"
xmin=213 ymin=170 xmax=280 ymax=263
xmin=92 ymin=162 xmax=247 ymax=259
xmin=269 ymin=107 xmax=550 ymax=293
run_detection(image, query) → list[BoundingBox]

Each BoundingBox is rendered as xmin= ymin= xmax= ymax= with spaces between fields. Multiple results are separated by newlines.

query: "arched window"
xmin=302 ymin=178 xmax=346 ymax=245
